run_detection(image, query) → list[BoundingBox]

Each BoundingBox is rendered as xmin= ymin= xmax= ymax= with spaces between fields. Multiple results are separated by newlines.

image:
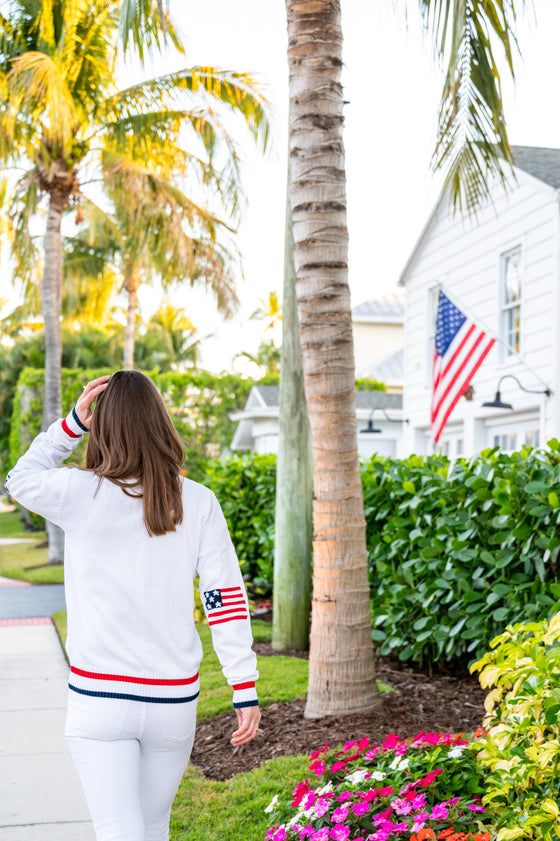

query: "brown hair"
xmin=85 ymin=370 xmax=184 ymax=536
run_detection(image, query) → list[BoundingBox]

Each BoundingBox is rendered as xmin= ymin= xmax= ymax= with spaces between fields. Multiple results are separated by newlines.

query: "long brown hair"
xmin=85 ymin=370 xmax=184 ymax=536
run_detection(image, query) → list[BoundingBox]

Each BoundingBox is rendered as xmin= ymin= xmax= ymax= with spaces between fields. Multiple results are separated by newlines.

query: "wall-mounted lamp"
xmin=359 ymin=408 xmax=408 ymax=433
xmin=482 ymin=374 xmax=551 ymax=410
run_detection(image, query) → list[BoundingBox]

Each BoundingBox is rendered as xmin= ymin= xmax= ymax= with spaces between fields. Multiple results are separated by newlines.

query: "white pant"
xmin=65 ymin=689 xmax=197 ymax=841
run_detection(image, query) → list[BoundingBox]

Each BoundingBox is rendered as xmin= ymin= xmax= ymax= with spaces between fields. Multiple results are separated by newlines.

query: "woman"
xmin=5 ymin=371 xmax=261 ymax=841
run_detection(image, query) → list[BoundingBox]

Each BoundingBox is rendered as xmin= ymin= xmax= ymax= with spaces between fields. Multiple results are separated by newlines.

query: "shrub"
xmin=363 ymin=444 xmax=560 ymax=668
xmin=471 ymin=613 xmax=560 ymax=841
xmin=264 ymin=730 xmax=492 ymax=841
xmin=205 ymin=453 xmax=276 ymax=581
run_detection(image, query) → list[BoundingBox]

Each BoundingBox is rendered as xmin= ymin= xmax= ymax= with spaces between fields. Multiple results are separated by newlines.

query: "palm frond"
xmin=117 ymin=0 xmax=185 ymax=62
xmin=108 ymin=66 xmax=271 ymax=152
xmin=420 ymin=0 xmax=525 ymax=212
xmin=7 ymin=51 xmax=78 ymax=152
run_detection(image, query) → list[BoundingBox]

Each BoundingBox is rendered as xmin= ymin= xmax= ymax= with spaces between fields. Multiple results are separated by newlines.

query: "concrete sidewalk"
xmin=0 ymin=620 xmax=94 ymax=840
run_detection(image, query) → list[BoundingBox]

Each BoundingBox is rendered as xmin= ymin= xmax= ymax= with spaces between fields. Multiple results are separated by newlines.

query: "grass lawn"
xmin=170 ymin=756 xmax=308 ymax=841
xmin=0 ymin=509 xmax=33 ymax=538
xmin=0 ymin=510 xmax=56 ymax=583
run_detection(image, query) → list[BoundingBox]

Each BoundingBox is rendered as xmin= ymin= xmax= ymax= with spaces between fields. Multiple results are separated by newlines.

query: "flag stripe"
xmin=209 ymin=615 xmax=248 ymax=626
xmin=434 ymin=338 xmax=495 ymax=442
xmin=70 ymin=666 xmax=199 ymax=686
xmin=206 ymin=607 xmax=247 ymax=618
xmin=432 ymin=290 xmax=495 ymax=443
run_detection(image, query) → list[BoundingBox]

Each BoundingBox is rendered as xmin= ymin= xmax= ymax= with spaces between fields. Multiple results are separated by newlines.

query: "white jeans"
xmin=65 ymin=689 xmax=197 ymax=841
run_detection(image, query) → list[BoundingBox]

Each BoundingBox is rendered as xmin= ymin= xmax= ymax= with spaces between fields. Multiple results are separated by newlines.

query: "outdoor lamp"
xmin=482 ymin=374 xmax=551 ymax=410
xmin=359 ymin=408 xmax=408 ymax=433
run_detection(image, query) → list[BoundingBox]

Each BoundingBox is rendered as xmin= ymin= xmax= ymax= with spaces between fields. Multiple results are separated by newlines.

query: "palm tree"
xmin=136 ymin=302 xmax=204 ymax=372
xmin=284 ymin=0 xmax=521 ymax=717
xmin=0 ymin=1 xmax=269 ymax=560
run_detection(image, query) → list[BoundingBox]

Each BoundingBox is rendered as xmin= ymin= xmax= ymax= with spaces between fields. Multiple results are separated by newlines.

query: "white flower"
xmin=264 ymin=794 xmax=279 ymax=814
xmin=449 ymin=746 xmax=466 ymax=758
xmin=318 ymin=781 xmax=334 ymax=794
xmin=346 ymin=769 xmax=369 ymax=785
xmin=288 ymin=813 xmax=302 ymax=827
xmin=389 ymin=756 xmax=410 ymax=771
xmin=369 ymin=770 xmax=385 ymax=781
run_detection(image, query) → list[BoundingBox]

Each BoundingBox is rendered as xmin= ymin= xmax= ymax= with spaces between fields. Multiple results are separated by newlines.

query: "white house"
xmin=400 ymin=145 xmax=560 ymax=458
xmin=230 ymin=384 xmax=406 ymax=458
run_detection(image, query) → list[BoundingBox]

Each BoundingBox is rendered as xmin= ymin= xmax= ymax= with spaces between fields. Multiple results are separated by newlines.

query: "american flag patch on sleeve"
xmin=203 ymin=587 xmax=248 ymax=626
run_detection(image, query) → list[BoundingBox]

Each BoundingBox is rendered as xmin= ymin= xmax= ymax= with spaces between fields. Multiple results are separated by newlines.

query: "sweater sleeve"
xmin=196 ymin=491 xmax=259 ymax=708
xmin=4 ymin=410 xmax=87 ymax=531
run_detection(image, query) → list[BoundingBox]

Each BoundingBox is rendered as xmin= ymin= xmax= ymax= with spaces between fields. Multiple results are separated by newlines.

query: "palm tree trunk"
xmin=286 ymin=0 xmax=379 ymax=717
xmin=272 ymin=167 xmax=313 ymax=652
xmin=42 ymin=191 xmax=66 ymax=563
xmin=124 ymin=271 xmax=138 ymax=367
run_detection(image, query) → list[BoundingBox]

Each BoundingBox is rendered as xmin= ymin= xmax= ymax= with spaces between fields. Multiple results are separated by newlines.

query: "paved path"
xmin=0 ymin=621 xmax=95 ymax=840
xmin=0 ymin=583 xmax=66 ymax=620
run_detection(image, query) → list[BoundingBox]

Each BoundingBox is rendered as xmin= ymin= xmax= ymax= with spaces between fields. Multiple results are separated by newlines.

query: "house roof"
xmin=250 ymin=384 xmax=402 ymax=411
xmin=398 ymin=145 xmax=560 ymax=286
xmin=352 ymin=291 xmax=404 ymax=322
xmin=361 ymin=348 xmax=403 ymax=385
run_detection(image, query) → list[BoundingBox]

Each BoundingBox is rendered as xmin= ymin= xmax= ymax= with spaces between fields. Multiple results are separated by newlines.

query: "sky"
xmin=5 ymin=1 xmax=560 ymax=374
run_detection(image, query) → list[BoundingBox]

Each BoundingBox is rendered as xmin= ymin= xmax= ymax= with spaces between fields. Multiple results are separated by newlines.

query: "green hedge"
xmin=363 ymin=443 xmax=560 ymax=668
xmin=205 ymin=454 xmax=277 ymax=581
xmin=9 ymin=367 xmax=254 ymax=481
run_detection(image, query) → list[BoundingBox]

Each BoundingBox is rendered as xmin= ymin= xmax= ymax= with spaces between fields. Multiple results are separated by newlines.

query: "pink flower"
xmin=365 ymin=747 xmax=380 ymax=760
xmin=303 ymin=791 xmax=317 ymax=810
xmin=337 ymin=791 xmax=353 ymax=802
xmin=390 ymin=797 xmax=413 ymax=815
xmin=443 ymin=797 xmax=461 ymax=806
xmin=395 ymin=743 xmax=409 ymax=756
xmin=331 ymin=806 xmax=349 ymax=824
xmin=314 ymin=799 xmax=330 ymax=818
xmin=311 ymin=829 xmax=330 ymax=841
xmin=331 ymin=826 xmax=350 ymax=841
xmin=310 ymin=760 xmax=326 ymax=777
xmin=467 ymin=804 xmax=486 ymax=813
xmin=410 ymin=793 xmax=427 ymax=810
xmin=378 ymin=786 xmax=394 ymax=797
xmin=410 ymin=815 xmax=428 ymax=832
xmin=352 ymin=802 xmax=371 ymax=817
xmin=393 ymin=823 xmax=408 ymax=832
xmin=360 ymin=789 xmax=378 ymax=802
xmin=299 ymin=829 xmax=315 ymax=839
xmin=273 ymin=829 xmax=287 ymax=841
xmin=382 ymin=734 xmax=401 ymax=751
xmin=331 ymin=762 xmax=347 ymax=773
xmin=429 ymin=804 xmax=449 ymax=820
xmin=310 ymin=743 xmax=329 ymax=761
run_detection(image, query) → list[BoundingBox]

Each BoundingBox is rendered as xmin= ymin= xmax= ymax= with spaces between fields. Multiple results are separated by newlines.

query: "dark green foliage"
xmin=204 ymin=454 xmax=277 ymax=581
xmin=8 ymin=367 xmax=254 ymax=482
xmin=363 ymin=444 xmax=560 ymax=668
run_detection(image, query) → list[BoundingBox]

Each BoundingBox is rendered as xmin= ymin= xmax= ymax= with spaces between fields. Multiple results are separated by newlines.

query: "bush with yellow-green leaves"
xmin=471 ymin=612 xmax=560 ymax=841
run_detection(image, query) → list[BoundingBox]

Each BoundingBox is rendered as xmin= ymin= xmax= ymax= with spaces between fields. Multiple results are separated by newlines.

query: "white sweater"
xmin=5 ymin=411 xmax=259 ymax=708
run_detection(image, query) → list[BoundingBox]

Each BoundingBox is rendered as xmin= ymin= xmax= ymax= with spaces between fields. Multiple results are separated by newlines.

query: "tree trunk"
xmin=286 ymin=0 xmax=379 ymax=717
xmin=272 ymin=167 xmax=313 ymax=652
xmin=42 ymin=191 xmax=66 ymax=564
xmin=124 ymin=271 xmax=138 ymax=367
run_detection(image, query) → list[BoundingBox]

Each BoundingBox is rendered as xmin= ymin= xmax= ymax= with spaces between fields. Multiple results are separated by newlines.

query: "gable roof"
xmin=352 ymin=291 xmax=404 ymax=322
xmin=398 ymin=145 xmax=560 ymax=286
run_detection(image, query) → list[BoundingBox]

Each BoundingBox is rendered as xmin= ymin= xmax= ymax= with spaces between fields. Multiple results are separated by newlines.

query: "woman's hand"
xmin=74 ymin=376 xmax=111 ymax=430
xmin=231 ymin=705 xmax=261 ymax=746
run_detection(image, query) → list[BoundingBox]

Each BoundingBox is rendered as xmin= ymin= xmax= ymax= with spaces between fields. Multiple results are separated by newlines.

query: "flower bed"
xmin=264 ymin=729 xmax=491 ymax=841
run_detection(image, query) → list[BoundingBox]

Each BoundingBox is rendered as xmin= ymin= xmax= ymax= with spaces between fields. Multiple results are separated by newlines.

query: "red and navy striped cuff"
xmin=232 ymin=681 xmax=259 ymax=708
xmin=61 ymin=407 xmax=88 ymax=439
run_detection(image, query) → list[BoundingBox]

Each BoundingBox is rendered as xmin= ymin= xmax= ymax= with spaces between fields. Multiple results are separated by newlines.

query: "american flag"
xmin=203 ymin=587 xmax=248 ymax=626
xmin=432 ymin=290 xmax=495 ymax=443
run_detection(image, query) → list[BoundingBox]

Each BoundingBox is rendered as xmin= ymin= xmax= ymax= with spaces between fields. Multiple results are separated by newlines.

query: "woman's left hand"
xmin=74 ymin=376 xmax=111 ymax=430
xmin=231 ymin=705 xmax=261 ymax=746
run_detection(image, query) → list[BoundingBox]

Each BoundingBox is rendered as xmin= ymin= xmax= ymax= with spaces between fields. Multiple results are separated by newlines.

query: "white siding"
xmin=402 ymin=170 xmax=559 ymax=456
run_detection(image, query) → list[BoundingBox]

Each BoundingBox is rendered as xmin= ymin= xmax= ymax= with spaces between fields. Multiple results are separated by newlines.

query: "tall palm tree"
xmin=0 ymin=0 xmax=269 ymax=560
xmin=284 ymin=0 xmax=521 ymax=717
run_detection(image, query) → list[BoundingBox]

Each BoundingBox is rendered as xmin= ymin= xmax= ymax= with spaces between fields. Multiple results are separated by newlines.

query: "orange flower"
xmin=438 ymin=831 xmax=454 ymax=840
xmin=473 ymin=835 xmax=491 ymax=841
xmin=473 ymin=728 xmax=485 ymax=738
xmin=417 ymin=831 xmax=436 ymax=841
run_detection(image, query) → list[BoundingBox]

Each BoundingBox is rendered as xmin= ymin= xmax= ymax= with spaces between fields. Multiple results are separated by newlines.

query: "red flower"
xmin=291 ymin=779 xmax=311 ymax=807
xmin=330 ymin=761 xmax=347 ymax=773
xmin=438 ymin=831 xmax=455 ymax=839
xmin=310 ymin=743 xmax=329 ymax=761
xmin=473 ymin=728 xmax=485 ymax=739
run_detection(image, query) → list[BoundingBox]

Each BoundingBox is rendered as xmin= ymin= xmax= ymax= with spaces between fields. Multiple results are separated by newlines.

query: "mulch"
xmin=191 ymin=641 xmax=487 ymax=781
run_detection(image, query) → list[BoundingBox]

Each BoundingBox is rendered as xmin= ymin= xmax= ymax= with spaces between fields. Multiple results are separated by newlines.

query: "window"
xmin=501 ymin=249 xmax=522 ymax=356
xmin=493 ymin=432 xmax=517 ymax=451
xmin=456 ymin=439 xmax=464 ymax=456
xmin=524 ymin=429 xmax=540 ymax=448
